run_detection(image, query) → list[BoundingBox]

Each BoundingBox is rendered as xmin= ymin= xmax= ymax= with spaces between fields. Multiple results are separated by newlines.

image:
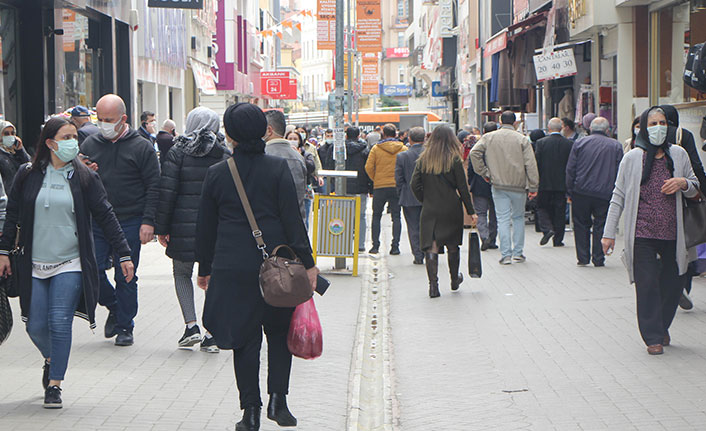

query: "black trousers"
xmin=571 ymin=193 xmax=610 ymax=265
xmin=403 ymin=205 xmax=423 ymax=260
xmin=233 ymin=306 xmax=294 ymax=409
xmin=633 ymin=238 xmax=685 ymax=346
xmin=371 ymin=187 xmax=401 ymax=248
xmin=537 ymin=191 xmax=567 ymax=245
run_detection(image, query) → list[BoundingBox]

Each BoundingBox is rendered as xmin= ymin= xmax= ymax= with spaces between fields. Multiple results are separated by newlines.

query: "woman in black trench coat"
xmin=411 ymin=126 xmax=476 ymax=298
xmin=195 ymin=103 xmax=319 ymax=431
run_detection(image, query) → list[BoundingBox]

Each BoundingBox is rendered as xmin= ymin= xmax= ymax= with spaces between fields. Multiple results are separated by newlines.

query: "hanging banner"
xmin=213 ymin=0 xmax=234 ymax=90
xmin=317 ymin=0 xmax=336 ymax=50
xmin=356 ymin=0 xmax=382 ymax=52
xmin=362 ymin=54 xmax=379 ymax=94
xmin=533 ymin=48 xmax=577 ymax=81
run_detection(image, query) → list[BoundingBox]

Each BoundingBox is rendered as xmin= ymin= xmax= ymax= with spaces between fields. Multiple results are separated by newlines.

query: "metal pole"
xmin=347 ymin=0 xmax=353 ymax=125
xmin=274 ymin=0 xmax=281 ymax=67
xmin=334 ymin=0 xmax=346 ymax=269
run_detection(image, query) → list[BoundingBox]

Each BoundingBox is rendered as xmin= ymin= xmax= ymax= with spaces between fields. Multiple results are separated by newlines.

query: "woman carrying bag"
xmin=195 ymin=103 xmax=319 ymax=431
xmin=411 ymin=126 xmax=476 ymax=298
xmin=0 ymin=116 xmax=133 ymax=407
xmin=602 ymin=107 xmax=699 ymax=355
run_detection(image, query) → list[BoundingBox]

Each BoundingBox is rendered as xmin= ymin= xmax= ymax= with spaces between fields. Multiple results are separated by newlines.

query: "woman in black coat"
xmin=195 ymin=103 xmax=319 ymax=431
xmin=0 ymin=117 xmax=132 ymax=408
xmin=0 ymin=120 xmax=31 ymax=191
xmin=154 ymin=107 xmax=229 ymax=352
xmin=411 ymin=126 xmax=476 ymax=298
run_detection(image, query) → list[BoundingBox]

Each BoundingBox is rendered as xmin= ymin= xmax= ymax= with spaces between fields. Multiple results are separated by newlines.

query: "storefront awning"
xmin=508 ymin=11 xmax=548 ymax=39
xmin=191 ymin=60 xmax=217 ymax=96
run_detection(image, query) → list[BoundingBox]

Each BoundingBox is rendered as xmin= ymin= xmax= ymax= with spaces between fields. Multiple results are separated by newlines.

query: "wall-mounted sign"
xmin=212 ymin=0 xmax=234 ymax=90
xmin=533 ymin=48 xmax=577 ymax=81
xmin=439 ymin=0 xmax=454 ymax=38
xmin=148 ymin=0 xmax=204 ymax=9
xmin=381 ymin=85 xmax=412 ymax=97
xmin=386 ymin=47 xmax=409 ymax=58
xmin=356 ymin=0 xmax=382 ymax=52
xmin=484 ymin=31 xmax=507 ymax=57
xmin=317 ymin=0 xmax=336 ymax=50
xmin=261 ymin=71 xmax=297 ymax=99
xmin=431 ymin=81 xmax=446 ymax=97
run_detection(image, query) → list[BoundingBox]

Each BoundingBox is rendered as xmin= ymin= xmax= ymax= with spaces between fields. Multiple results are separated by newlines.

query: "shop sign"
xmin=261 ymin=71 xmax=296 ymax=99
xmin=317 ymin=0 xmax=336 ymax=50
xmin=386 ymin=47 xmax=409 ymax=58
xmin=381 ymin=85 xmax=412 ymax=97
xmin=148 ymin=0 xmax=204 ymax=9
xmin=362 ymin=54 xmax=379 ymax=94
xmin=431 ymin=81 xmax=446 ymax=97
xmin=356 ymin=0 xmax=382 ymax=52
xmin=191 ymin=61 xmax=217 ymax=95
xmin=439 ymin=0 xmax=454 ymax=38
xmin=533 ymin=48 xmax=577 ymax=81
xmin=484 ymin=31 xmax=507 ymax=57
xmin=513 ymin=0 xmax=529 ymax=23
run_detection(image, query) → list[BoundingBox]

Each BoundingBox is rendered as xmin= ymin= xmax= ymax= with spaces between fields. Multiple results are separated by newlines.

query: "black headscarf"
xmin=635 ymin=106 xmax=674 ymax=185
xmin=529 ymin=129 xmax=545 ymax=143
xmin=223 ymin=102 xmax=267 ymax=154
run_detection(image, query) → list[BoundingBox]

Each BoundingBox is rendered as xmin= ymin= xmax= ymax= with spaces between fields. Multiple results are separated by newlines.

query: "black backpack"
xmin=684 ymin=43 xmax=706 ymax=92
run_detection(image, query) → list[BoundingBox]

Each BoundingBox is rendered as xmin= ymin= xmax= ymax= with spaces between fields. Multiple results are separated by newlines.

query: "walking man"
xmin=468 ymin=122 xmax=498 ymax=251
xmin=470 ymin=111 xmax=539 ymax=265
xmin=138 ymin=111 xmax=157 ymax=145
xmin=535 ymin=118 xmax=574 ymax=247
xmin=69 ymin=105 xmax=99 ymax=145
xmin=80 ymin=94 xmax=161 ymax=346
xmin=264 ymin=110 xmax=308 ymax=220
xmin=395 ymin=126 xmax=425 ymax=264
xmin=365 ymin=123 xmax=407 ymax=255
xmin=566 ymin=116 xmax=623 ymax=267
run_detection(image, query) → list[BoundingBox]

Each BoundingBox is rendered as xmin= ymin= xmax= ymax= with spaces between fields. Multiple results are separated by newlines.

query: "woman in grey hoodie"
xmin=602 ymin=107 xmax=699 ymax=355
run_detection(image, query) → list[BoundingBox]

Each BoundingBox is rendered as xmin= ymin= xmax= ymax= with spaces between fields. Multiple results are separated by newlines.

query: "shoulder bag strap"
xmin=227 ymin=158 xmax=269 ymax=259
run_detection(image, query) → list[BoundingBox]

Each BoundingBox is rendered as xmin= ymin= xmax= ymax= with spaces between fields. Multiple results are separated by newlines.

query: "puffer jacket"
xmin=345 ymin=140 xmax=372 ymax=194
xmin=365 ymin=138 xmax=407 ymax=189
xmin=154 ymin=129 xmax=230 ymax=262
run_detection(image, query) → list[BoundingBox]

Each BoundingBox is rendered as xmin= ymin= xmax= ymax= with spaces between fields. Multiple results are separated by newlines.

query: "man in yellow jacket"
xmin=365 ymin=123 xmax=407 ymax=254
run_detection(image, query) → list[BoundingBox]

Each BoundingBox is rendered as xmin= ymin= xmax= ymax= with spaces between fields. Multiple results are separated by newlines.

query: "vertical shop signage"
xmin=362 ymin=53 xmax=379 ymax=94
xmin=439 ymin=0 xmax=454 ymax=38
xmin=513 ymin=0 xmax=529 ymax=24
xmin=356 ymin=0 xmax=382 ymax=52
xmin=148 ymin=0 xmax=204 ymax=9
xmin=317 ymin=0 xmax=336 ymax=50
xmin=212 ymin=0 xmax=234 ymax=90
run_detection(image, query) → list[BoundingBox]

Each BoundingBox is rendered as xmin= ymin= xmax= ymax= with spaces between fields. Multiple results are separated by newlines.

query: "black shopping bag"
xmin=0 ymin=282 xmax=12 ymax=346
xmin=468 ymin=231 xmax=482 ymax=278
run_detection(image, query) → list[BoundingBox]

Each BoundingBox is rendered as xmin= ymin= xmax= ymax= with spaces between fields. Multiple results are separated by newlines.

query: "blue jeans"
xmin=94 ymin=216 xmax=141 ymax=332
xmin=26 ymin=272 xmax=83 ymax=381
xmin=492 ymin=187 xmax=526 ymax=258
xmin=304 ymin=198 xmax=312 ymax=231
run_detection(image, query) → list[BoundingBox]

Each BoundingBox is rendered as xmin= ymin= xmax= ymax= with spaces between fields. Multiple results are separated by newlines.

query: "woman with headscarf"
xmin=624 ymin=117 xmax=640 ymax=154
xmin=0 ymin=120 xmax=30 ymax=191
xmin=602 ymin=106 xmax=699 ymax=355
xmin=154 ymin=107 xmax=230 ymax=353
xmin=195 ymin=103 xmax=319 ymax=431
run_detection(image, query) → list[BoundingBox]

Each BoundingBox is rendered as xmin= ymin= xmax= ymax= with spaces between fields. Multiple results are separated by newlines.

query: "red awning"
xmin=507 ymin=11 xmax=548 ymax=39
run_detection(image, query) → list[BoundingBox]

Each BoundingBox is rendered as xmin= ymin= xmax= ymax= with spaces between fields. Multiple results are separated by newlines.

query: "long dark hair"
xmin=285 ymin=130 xmax=304 ymax=149
xmin=33 ymin=116 xmax=76 ymax=168
xmin=636 ymin=106 xmax=674 ymax=185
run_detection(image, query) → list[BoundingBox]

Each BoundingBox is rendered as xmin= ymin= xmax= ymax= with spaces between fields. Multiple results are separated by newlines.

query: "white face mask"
xmin=288 ymin=139 xmax=300 ymax=148
xmin=98 ymin=120 xmax=122 ymax=140
xmin=325 ymin=138 xmax=333 ymax=144
xmin=647 ymin=125 xmax=667 ymax=147
xmin=2 ymin=135 xmax=15 ymax=148
xmin=633 ymin=127 xmax=640 ymax=136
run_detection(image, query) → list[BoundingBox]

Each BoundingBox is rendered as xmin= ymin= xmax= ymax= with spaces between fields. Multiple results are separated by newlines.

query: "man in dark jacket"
xmin=561 ymin=118 xmax=582 ymax=142
xmin=395 ymin=127 xmax=425 ymax=264
xmin=80 ymin=94 xmax=161 ymax=346
xmin=468 ymin=122 xmax=498 ymax=251
xmin=566 ymin=116 xmax=623 ymax=267
xmin=535 ymin=118 xmax=574 ymax=247
xmin=138 ymin=110 xmax=157 ymax=145
xmin=70 ymin=105 xmax=100 ymax=145
xmin=342 ymin=127 xmax=372 ymax=251
xmin=156 ymin=119 xmax=177 ymax=167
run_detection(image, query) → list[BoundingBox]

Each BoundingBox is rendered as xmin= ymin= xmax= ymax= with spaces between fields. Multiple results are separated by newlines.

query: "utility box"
xmin=312 ymin=195 xmax=361 ymax=276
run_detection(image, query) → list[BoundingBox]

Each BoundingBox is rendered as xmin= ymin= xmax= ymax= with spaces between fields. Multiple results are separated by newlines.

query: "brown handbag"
xmin=227 ymin=158 xmax=313 ymax=308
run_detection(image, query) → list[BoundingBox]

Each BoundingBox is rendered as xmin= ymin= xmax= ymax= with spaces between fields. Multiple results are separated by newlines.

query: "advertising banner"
xmin=148 ymin=0 xmax=204 ymax=9
xmin=362 ymin=54 xmax=379 ymax=94
xmin=356 ymin=0 xmax=382 ymax=52
xmin=317 ymin=0 xmax=336 ymax=50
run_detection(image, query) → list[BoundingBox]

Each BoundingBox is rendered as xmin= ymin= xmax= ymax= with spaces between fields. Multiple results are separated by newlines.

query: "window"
xmin=397 ymin=0 xmax=407 ymax=19
xmin=397 ymin=32 xmax=405 ymax=48
xmin=398 ymin=65 xmax=405 ymax=84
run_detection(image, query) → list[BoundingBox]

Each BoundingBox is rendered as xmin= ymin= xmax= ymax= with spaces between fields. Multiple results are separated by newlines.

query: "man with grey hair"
xmin=534 ymin=118 xmax=574 ymax=247
xmin=566 ymin=116 xmax=623 ymax=267
xmin=395 ymin=126 xmax=426 ymax=264
xmin=81 ymin=94 xmax=161 ymax=346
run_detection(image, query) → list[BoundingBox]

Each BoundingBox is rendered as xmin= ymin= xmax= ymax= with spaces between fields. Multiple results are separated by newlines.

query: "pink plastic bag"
xmin=287 ymin=298 xmax=323 ymax=360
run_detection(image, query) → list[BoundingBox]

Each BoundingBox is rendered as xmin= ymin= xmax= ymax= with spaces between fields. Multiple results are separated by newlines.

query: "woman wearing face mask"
xmin=0 ymin=116 xmax=134 ymax=407
xmin=602 ymin=107 xmax=699 ymax=355
xmin=286 ymin=131 xmax=320 ymax=229
xmin=624 ymin=117 xmax=640 ymax=154
xmin=0 ymin=120 xmax=31 ymax=191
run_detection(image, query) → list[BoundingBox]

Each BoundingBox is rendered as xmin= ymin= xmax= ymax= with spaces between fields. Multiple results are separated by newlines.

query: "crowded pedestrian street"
xmin=3 ymin=219 xmax=706 ymax=430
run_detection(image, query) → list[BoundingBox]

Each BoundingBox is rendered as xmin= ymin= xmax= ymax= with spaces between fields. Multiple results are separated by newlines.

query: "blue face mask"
xmin=53 ymin=138 xmax=79 ymax=162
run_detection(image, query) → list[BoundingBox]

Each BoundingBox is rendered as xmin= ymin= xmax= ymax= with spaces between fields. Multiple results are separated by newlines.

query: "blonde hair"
xmin=417 ymin=126 xmax=462 ymax=175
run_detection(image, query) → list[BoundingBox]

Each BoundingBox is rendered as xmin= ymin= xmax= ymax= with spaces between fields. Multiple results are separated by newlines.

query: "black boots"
xmin=426 ymin=252 xmax=440 ymax=298
xmin=449 ymin=249 xmax=463 ymax=291
xmin=267 ymin=393 xmax=297 ymax=427
xmin=236 ymin=406 xmax=261 ymax=431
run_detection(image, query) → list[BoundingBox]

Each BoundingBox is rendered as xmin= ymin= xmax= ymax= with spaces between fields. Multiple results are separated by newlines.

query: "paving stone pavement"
xmin=388 ymin=223 xmax=706 ymax=431
xmin=0 ymin=242 xmax=361 ymax=431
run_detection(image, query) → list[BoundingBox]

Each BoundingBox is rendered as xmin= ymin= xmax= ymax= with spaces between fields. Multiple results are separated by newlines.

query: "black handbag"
xmin=0 ymin=275 xmax=12 ymax=346
xmin=0 ymin=224 xmax=22 ymax=298
xmin=684 ymin=197 xmax=706 ymax=249
xmin=468 ymin=231 xmax=482 ymax=278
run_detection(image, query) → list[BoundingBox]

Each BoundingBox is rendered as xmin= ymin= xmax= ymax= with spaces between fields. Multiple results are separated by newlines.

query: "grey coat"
xmin=603 ymin=146 xmax=699 ymax=283
xmin=265 ymin=138 xmax=307 ymax=219
xmin=395 ymin=143 xmax=423 ymax=207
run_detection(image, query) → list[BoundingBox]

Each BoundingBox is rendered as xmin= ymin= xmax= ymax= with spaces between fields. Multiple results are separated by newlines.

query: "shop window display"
xmin=62 ymin=9 xmax=97 ymax=109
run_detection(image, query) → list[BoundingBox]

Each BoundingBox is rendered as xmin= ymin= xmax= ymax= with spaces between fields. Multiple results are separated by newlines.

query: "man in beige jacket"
xmin=470 ymin=111 xmax=539 ymax=265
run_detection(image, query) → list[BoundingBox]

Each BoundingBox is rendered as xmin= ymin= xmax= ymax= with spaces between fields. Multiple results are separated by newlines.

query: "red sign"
xmin=386 ymin=47 xmax=409 ymax=58
xmin=484 ymin=31 xmax=507 ymax=57
xmin=261 ymin=71 xmax=297 ymax=100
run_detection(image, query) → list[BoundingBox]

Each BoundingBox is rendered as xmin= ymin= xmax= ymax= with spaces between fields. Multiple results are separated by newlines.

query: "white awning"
xmin=191 ymin=60 xmax=217 ymax=96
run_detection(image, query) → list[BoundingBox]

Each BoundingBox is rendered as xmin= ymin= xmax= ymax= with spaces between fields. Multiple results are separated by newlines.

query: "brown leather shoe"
xmin=663 ymin=334 xmax=671 ymax=346
xmin=647 ymin=344 xmax=664 ymax=355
